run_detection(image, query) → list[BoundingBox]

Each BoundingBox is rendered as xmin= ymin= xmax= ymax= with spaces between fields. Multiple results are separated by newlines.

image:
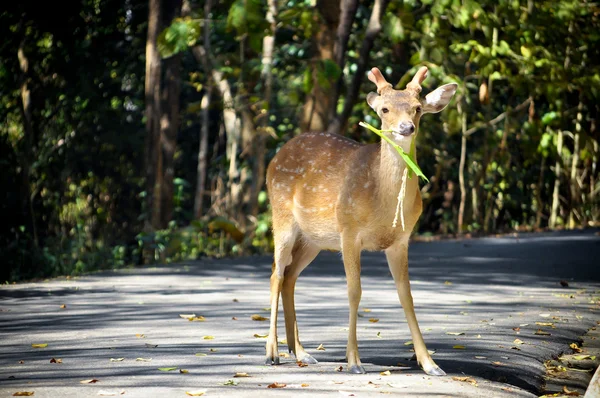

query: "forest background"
xmin=1 ymin=0 xmax=599 ymax=282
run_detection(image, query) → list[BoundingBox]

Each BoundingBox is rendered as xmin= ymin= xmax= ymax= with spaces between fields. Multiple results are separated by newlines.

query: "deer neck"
xmin=377 ymin=125 xmax=420 ymax=212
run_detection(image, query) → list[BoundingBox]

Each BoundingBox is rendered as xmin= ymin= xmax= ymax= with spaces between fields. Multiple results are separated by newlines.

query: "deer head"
xmin=366 ymin=66 xmax=458 ymax=150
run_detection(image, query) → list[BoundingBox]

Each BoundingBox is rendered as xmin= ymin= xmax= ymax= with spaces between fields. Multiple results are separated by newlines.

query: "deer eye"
xmin=382 ymin=107 xmax=389 ymax=114
xmin=416 ymin=106 xmax=422 ymax=113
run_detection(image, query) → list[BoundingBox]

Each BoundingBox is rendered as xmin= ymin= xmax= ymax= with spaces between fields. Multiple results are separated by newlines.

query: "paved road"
xmin=1 ymin=229 xmax=599 ymax=397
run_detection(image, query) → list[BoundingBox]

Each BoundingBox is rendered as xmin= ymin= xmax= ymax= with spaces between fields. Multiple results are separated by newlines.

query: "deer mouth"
xmin=391 ymin=130 xmax=413 ymax=139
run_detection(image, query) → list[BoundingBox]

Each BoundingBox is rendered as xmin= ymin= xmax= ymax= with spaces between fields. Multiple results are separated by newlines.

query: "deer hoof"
xmin=265 ymin=356 xmax=280 ymax=366
xmin=423 ymin=365 xmax=446 ymax=376
xmin=348 ymin=365 xmax=366 ymax=374
xmin=298 ymin=354 xmax=318 ymax=365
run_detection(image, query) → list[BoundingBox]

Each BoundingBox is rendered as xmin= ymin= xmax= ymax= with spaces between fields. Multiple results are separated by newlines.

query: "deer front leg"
xmin=341 ymin=232 xmax=365 ymax=374
xmin=385 ymin=241 xmax=446 ymax=376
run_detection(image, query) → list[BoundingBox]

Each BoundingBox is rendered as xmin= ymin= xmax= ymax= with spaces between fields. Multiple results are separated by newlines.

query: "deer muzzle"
xmin=392 ymin=122 xmax=415 ymax=138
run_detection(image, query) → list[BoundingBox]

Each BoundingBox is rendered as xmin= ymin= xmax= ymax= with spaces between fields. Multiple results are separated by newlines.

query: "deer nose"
xmin=397 ymin=122 xmax=415 ymax=136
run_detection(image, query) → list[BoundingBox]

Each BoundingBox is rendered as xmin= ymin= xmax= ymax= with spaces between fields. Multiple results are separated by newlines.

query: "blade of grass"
xmin=358 ymin=121 xmax=428 ymax=182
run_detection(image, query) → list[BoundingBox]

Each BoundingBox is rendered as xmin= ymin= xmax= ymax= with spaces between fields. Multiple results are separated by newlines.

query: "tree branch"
xmin=464 ymin=97 xmax=532 ymax=137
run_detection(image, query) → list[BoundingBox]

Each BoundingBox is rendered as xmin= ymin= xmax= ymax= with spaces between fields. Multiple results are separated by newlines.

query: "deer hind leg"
xmin=265 ymin=222 xmax=297 ymax=365
xmin=341 ymin=231 xmax=365 ymax=374
xmin=385 ymin=239 xmax=445 ymax=376
xmin=281 ymin=240 xmax=320 ymax=364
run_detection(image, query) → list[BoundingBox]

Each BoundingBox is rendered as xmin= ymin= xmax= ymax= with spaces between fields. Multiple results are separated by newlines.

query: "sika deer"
xmin=265 ymin=66 xmax=457 ymax=375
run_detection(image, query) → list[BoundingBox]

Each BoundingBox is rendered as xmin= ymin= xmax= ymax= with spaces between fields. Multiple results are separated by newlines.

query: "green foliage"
xmin=2 ymin=0 xmax=599 ymax=282
xmin=158 ymin=18 xmax=202 ymax=58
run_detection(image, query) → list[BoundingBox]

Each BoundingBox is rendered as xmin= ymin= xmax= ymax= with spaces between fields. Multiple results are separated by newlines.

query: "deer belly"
xmin=291 ymin=205 xmax=341 ymax=250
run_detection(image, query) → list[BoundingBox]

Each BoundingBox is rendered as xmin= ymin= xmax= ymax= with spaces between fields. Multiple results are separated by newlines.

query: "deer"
xmin=264 ymin=66 xmax=457 ymax=375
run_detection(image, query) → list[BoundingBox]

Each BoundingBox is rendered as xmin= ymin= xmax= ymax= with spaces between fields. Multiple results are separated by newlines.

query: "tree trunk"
xmin=17 ymin=37 xmax=38 ymax=247
xmin=144 ymin=0 xmax=163 ymax=230
xmin=327 ymin=0 xmax=389 ymax=135
xmin=327 ymin=0 xmax=359 ymax=121
xmin=301 ymin=0 xmax=340 ymax=132
xmin=457 ymin=100 xmax=467 ymax=234
xmin=193 ymin=0 xmax=212 ymax=220
xmin=248 ymin=0 xmax=277 ymax=218
xmin=535 ymin=155 xmax=546 ymax=229
xmin=158 ymin=0 xmax=183 ymax=228
xmin=550 ymin=130 xmax=564 ymax=228
xmin=568 ymin=98 xmax=582 ymax=229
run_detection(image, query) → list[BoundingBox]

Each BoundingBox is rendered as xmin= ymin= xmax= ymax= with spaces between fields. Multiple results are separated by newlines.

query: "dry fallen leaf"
xmin=536 ymin=322 xmax=554 ymax=327
xmin=195 ymin=353 xmax=208 ymax=357
xmin=380 ymin=370 xmax=391 ymax=376
xmin=446 ymin=332 xmax=465 ymax=336
xmin=474 ymin=356 xmax=487 ymax=359
xmin=49 ymin=358 xmax=62 ymax=363
xmin=336 ymin=366 xmax=344 ymax=372
xmin=97 ymin=390 xmax=125 ymax=396
xmin=251 ymin=314 xmax=268 ymax=321
xmin=136 ymin=357 xmax=152 ymax=361
xmin=297 ymin=362 xmax=308 ymax=368
xmin=362 ymin=308 xmax=372 ymax=313
xmin=369 ymin=318 xmax=379 ymax=323
xmin=301 ymin=383 xmax=309 ymax=387
xmin=453 ymin=345 xmax=466 ymax=349
xmin=512 ymin=327 xmax=521 ymax=332
xmin=267 ymin=382 xmax=286 ymax=389
xmin=535 ymin=329 xmax=551 ymax=336
xmin=135 ymin=334 xmax=145 ymax=338
xmin=232 ymin=298 xmax=239 ymax=302
xmin=514 ymin=339 xmax=524 ymax=345
xmin=444 ymin=281 xmax=452 ymax=285
xmin=203 ymin=336 xmax=214 ymax=340
xmin=60 ymin=304 xmax=67 ymax=309
xmin=253 ymin=333 xmax=268 ymax=338
xmin=231 ymin=317 xmax=238 ymax=320
xmin=12 ymin=393 xmax=34 ymax=397
xmin=279 ymin=352 xmax=290 ymax=358
xmin=180 ymin=369 xmax=189 ymax=374
xmin=31 ymin=344 xmax=48 ymax=349
xmin=572 ymin=354 xmax=594 ymax=360
xmin=234 ymin=372 xmax=250 ymax=377
xmin=80 ymin=379 xmax=100 ymax=384
xmin=562 ymin=386 xmax=580 ymax=396
xmin=188 ymin=316 xmax=206 ymax=322
xmin=316 ymin=344 xmax=326 ymax=351
xmin=570 ymin=343 xmax=583 ymax=353
xmin=452 ymin=376 xmax=478 ymax=387
xmin=179 ymin=314 xmax=196 ymax=319
xmin=109 ymin=358 xmax=124 ymax=362
xmin=491 ymin=361 xmax=505 ymax=367
xmin=185 ymin=391 xmax=206 ymax=397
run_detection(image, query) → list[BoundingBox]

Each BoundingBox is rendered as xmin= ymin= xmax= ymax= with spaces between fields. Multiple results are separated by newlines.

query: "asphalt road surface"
xmin=1 ymin=229 xmax=599 ymax=397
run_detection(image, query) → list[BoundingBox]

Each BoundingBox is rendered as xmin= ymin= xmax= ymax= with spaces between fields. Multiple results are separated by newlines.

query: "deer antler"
xmin=405 ymin=66 xmax=428 ymax=95
xmin=368 ymin=67 xmax=393 ymax=94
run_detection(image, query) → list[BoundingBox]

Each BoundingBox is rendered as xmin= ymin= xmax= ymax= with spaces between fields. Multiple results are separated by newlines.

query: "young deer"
xmin=265 ymin=66 xmax=457 ymax=375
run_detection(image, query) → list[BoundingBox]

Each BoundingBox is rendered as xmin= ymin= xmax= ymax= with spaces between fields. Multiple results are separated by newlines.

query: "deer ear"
xmin=422 ymin=83 xmax=458 ymax=114
xmin=366 ymin=92 xmax=379 ymax=109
